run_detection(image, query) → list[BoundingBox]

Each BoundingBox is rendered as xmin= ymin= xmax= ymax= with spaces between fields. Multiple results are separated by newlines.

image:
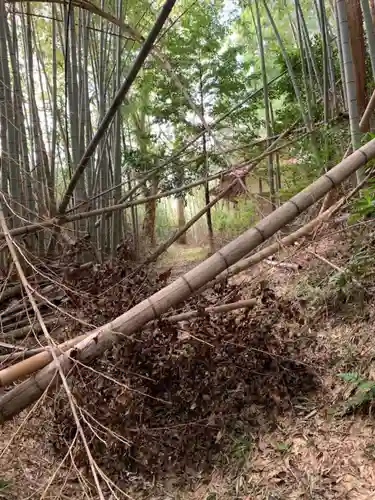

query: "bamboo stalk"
xmin=0 ymin=139 xmax=374 ymax=422
xmin=200 ymin=166 xmax=373 ymax=293
xmin=0 ymin=332 xmax=86 ymax=387
xmin=165 ymin=298 xmax=257 ymax=323
xmin=337 ymin=0 xmax=364 ymax=183
xmin=0 ymin=131 xmax=308 ymax=241
xmin=0 ymin=346 xmax=46 ymax=364
xmin=359 ymin=89 xmax=375 ymax=132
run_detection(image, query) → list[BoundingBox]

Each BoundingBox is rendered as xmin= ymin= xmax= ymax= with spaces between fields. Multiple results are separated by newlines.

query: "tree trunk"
xmin=143 ymin=175 xmax=158 ymax=248
xmin=346 ymin=0 xmax=367 ymax=115
xmin=177 ymin=197 xmax=187 ymax=245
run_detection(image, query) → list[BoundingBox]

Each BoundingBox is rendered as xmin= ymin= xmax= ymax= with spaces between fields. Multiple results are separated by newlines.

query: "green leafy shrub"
xmin=349 ymin=179 xmax=375 ymax=223
xmin=337 ymin=372 xmax=375 ymax=413
xmin=212 ymin=198 xmax=256 ymax=238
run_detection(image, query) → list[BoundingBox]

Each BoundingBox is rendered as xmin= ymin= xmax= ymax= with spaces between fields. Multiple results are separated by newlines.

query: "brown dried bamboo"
xmin=0 ymin=140 xmax=375 ymax=422
xmin=0 ymin=346 xmax=46 ymax=364
xmin=0 ymin=332 xmax=87 ymax=387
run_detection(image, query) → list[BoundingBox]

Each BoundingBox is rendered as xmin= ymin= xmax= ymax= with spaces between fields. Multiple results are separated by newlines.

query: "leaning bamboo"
xmin=0 ymin=140 xmax=375 ymax=422
xmin=359 ymin=89 xmax=375 ymax=132
xmin=57 ymin=0 xmax=177 ymax=214
xmin=0 ymin=131 xmax=308 ymax=241
xmin=200 ymin=166 xmax=373 ymax=293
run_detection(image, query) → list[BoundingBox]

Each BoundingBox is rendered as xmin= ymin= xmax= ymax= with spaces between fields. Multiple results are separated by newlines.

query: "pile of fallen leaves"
xmin=51 ymin=275 xmax=321 ymax=489
xmin=61 ymin=244 xmax=166 ymax=330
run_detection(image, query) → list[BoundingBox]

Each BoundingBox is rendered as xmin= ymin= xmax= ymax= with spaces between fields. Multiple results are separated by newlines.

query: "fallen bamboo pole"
xmin=165 ymin=298 xmax=257 ymax=323
xmin=198 ymin=168 xmax=373 ymax=293
xmin=0 ymin=333 xmax=87 ymax=388
xmin=0 ymin=299 xmax=257 ymax=386
xmin=1 ymin=140 xmax=375 ymax=422
xmin=0 ymin=346 xmax=47 ymax=364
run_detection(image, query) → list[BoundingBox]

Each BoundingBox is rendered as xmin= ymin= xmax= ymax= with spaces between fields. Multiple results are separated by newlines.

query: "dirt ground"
xmin=2 ymin=237 xmax=375 ymax=500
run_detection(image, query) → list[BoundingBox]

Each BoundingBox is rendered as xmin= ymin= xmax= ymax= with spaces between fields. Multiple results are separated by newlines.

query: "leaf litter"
xmin=4 ymin=233 xmax=375 ymax=498
xmin=49 ymin=251 xmax=321 ymax=493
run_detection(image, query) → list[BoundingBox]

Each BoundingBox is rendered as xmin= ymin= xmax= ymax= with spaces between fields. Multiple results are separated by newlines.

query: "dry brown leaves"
xmin=50 ymin=280 xmax=320 ymax=493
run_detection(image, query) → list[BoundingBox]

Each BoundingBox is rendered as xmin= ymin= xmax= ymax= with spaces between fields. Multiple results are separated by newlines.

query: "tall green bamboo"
xmin=254 ymin=0 xmax=275 ymax=209
xmin=336 ymin=0 xmax=364 ymax=183
xmin=360 ymin=0 xmax=375 ymax=80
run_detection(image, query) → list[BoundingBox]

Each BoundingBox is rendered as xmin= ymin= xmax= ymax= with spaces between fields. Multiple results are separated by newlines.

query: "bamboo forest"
xmin=3 ymin=0 xmax=375 ymax=498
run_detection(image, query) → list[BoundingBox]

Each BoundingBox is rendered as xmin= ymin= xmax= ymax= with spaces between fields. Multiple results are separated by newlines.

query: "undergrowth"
xmin=211 ymin=198 xmax=256 ymax=238
xmin=335 ymin=372 xmax=375 ymax=416
xmin=295 ymin=231 xmax=375 ymax=312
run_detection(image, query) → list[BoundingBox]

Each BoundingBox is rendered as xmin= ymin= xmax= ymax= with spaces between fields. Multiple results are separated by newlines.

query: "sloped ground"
xmin=2 ymin=230 xmax=375 ymax=499
xmin=144 ymin=235 xmax=375 ymax=500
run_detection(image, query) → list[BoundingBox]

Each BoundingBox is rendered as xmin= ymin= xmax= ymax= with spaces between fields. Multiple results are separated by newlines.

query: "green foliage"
xmin=330 ymin=248 xmax=374 ymax=289
xmin=349 ymin=179 xmax=375 ymax=222
xmin=155 ymin=205 xmax=176 ymax=241
xmin=337 ymin=372 xmax=375 ymax=413
xmin=279 ymin=160 xmax=319 ymax=199
xmin=0 ymin=479 xmax=10 ymax=491
xmin=229 ymin=434 xmax=253 ymax=464
xmin=142 ymin=0 xmax=260 ymax=147
xmin=211 ymin=199 xmax=256 ymax=237
xmin=275 ymin=441 xmax=291 ymax=454
xmin=295 ymin=245 xmax=370 ymax=309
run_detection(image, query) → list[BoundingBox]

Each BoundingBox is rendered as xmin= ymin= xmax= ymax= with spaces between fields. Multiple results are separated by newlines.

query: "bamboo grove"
xmin=0 ymin=0 xmax=374 ymax=427
xmin=0 ymin=0 xmax=369 ymax=263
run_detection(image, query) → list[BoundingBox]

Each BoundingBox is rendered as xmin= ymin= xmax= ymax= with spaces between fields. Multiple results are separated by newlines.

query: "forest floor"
xmin=152 ymin=238 xmax=375 ymax=500
xmin=2 ymin=228 xmax=375 ymax=499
